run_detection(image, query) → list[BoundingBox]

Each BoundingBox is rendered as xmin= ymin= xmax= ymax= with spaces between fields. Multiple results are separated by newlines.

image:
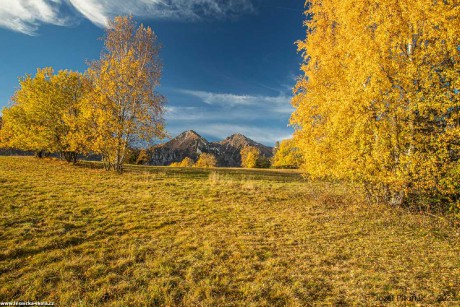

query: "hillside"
xmin=1 ymin=156 xmax=459 ymax=305
xmin=148 ymin=130 xmax=273 ymax=166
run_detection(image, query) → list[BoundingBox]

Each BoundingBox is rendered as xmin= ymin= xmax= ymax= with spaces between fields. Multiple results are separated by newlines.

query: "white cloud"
xmin=0 ymin=0 xmax=71 ymax=35
xmin=68 ymin=0 xmax=108 ymax=27
xmin=165 ymin=106 xmax=260 ymax=121
xmin=180 ymin=89 xmax=293 ymax=113
xmin=164 ymin=90 xmax=295 ymax=146
xmin=0 ymin=0 xmax=255 ymax=35
xmin=203 ymin=123 xmax=293 ymax=145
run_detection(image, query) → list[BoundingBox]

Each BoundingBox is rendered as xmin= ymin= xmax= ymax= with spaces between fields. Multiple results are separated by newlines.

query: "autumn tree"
xmin=136 ymin=149 xmax=149 ymax=165
xmin=0 ymin=68 xmax=87 ymax=161
xmin=291 ymin=0 xmax=460 ymax=209
xmin=54 ymin=70 xmax=91 ymax=162
xmin=179 ymin=157 xmax=194 ymax=167
xmin=240 ymin=146 xmax=260 ymax=168
xmin=85 ymin=16 xmax=166 ymax=172
xmin=195 ymin=153 xmax=217 ymax=168
xmin=272 ymin=139 xmax=303 ymax=169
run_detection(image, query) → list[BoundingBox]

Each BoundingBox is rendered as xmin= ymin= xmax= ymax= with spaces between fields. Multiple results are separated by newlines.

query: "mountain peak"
xmin=229 ymin=133 xmax=247 ymax=139
xmin=177 ymin=130 xmax=203 ymax=140
xmin=149 ymin=130 xmax=273 ymax=166
xmin=222 ymin=133 xmax=254 ymax=146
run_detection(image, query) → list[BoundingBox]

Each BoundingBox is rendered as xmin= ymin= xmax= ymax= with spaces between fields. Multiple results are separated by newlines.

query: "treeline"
xmin=167 ymin=142 xmax=303 ymax=169
xmin=291 ymin=0 xmax=459 ymax=214
xmin=170 ymin=154 xmax=218 ymax=168
xmin=0 ymin=16 xmax=166 ymax=173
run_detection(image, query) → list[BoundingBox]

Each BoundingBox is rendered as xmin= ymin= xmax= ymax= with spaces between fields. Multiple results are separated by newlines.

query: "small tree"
xmin=240 ymin=146 xmax=260 ymax=168
xmin=256 ymin=156 xmax=271 ymax=169
xmin=136 ymin=149 xmax=149 ymax=165
xmin=195 ymin=153 xmax=217 ymax=168
xmin=179 ymin=157 xmax=194 ymax=167
xmin=85 ymin=16 xmax=166 ymax=172
xmin=272 ymin=139 xmax=303 ymax=169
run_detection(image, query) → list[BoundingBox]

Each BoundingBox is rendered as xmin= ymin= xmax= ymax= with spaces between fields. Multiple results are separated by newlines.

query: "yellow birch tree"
xmin=292 ymin=0 xmax=460 ymax=209
xmin=240 ymin=146 xmax=260 ymax=168
xmin=272 ymin=139 xmax=303 ymax=169
xmin=85 ymin=16 xmax=166 ymax=172
xmin=0 ymin=68 xmax=87 ymax=161
xmin=195 ymin=153 xmax=217 ymax=168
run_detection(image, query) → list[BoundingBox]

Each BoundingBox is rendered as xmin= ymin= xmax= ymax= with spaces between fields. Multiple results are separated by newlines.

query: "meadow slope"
xmin=1 ymin=156 xmax=459 ymax=305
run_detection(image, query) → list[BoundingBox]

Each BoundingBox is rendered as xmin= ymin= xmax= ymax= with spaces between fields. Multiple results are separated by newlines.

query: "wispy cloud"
xmin=203 ymin=123 xmax=293 ymax=145
xmin=0 ymin=0 xmax=255 ymax=35
xmin=165 ymin=89 xmax=295 ymax=145
xmin=180 ymin=89 xmax=293 ymax=113
xmin=0 ymin=0 xmax=72 ymax=36
xmin=165 ymin=106 xmax=271 ymax=121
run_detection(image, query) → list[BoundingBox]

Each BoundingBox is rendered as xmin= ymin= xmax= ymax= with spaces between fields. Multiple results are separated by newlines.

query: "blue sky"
xmin=0 ymin=0 xmax=305 ymax=146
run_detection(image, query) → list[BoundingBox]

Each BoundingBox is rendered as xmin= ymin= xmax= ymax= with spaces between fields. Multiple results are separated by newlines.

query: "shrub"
xmin=240 ymin=146 xmax=260 ymax=168
xmin=136 ymin=149 xmax=149 ymax=165
xmin=179 ymin=157 xmax=194 ymax=167
xmin=272 ymin=139 xmax=303 ymax=169
xmin=195 ymin=153 xmax=217 ymax=168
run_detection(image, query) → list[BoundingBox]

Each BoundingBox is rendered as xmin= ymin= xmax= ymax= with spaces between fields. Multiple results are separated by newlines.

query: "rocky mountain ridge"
xmin=148 ymin=130 xmax=273 ymax=167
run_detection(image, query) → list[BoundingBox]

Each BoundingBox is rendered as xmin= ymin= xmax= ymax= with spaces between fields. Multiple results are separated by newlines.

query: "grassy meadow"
xmin=1 ymin=156 xmax=460 ymax=305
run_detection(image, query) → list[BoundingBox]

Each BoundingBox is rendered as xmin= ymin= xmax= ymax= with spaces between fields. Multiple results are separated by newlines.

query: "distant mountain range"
xmin=0 ymin=118 xmax=274 ymax=167
xmin=148 ymin=130 xmax=273 ymax=167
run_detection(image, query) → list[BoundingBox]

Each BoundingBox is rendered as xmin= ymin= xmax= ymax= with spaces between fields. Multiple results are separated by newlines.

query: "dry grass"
xmin=1 ymin=156 xmax=459 ymax=305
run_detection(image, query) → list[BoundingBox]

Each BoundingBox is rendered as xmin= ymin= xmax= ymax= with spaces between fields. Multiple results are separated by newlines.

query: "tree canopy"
xmin=85 ymin=16 xmax=166 ymax=172
xmin=0 ymin=68 xmax=87 ymax=161
xmin=272 ymin=139 xmax=303 ymax=169
xmin=240 ymin=146 xmax=260 ymax=168
xmin=195 ymin=153 xmax=217 ymax=168
xmin=291 ymin=0 xmax=460 ymax=208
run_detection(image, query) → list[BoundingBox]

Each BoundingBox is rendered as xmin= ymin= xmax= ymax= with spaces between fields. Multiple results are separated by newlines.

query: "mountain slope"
xmin=148 ymin=131 xmax=273 ymax=167
xmin=148 ymin=130 xmax=216 ymax=165
xmin=213 ymin=133 xmax=273 ymax=167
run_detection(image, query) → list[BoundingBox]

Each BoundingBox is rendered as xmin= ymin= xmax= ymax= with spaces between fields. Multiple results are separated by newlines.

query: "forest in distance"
xmin=1 ymin=0 xmax=459 ymax=305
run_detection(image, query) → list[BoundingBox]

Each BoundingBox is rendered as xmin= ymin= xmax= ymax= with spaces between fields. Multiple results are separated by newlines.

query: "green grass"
xmin=1 ymin=156 xmax=459 ymax=305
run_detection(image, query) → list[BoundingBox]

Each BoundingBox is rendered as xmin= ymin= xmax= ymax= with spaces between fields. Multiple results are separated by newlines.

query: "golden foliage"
xmin=84 ymin=16 xmax=166 ymax=172
xmin=0 ymin=68 xmax=87 ymax=161
xmin=292 ymin=0 xmax=460 ymax=207
xmin=179 ymin=157 xmax=194 ymax=167
xmin=136 ymin=149 xmax=149 ymax=165
xmin=195 ymin=153 xmax=217 ymax=168
xmin=272 ymin=139 xmax=303 ymax=169
xmin=240 ymin=146 xmax=260 ymax=168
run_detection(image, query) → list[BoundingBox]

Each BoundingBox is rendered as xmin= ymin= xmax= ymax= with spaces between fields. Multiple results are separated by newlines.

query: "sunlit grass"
xmin=1 ymin=156 xmax=459 ymax=305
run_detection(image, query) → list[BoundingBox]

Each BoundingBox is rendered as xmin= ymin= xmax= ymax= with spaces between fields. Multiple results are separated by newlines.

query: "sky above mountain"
xmin=0 ymin=0 xmax=305 ymax=146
